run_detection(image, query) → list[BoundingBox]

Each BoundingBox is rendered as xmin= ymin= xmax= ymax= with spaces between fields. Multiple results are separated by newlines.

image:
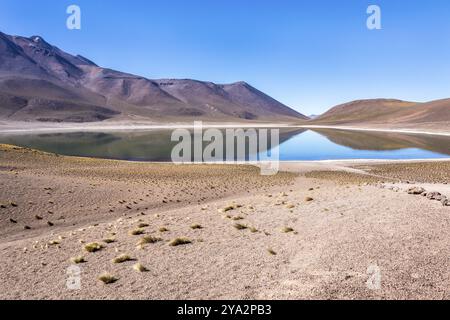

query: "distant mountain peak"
xmin=0 ymin=30 xmax=308 ymax=123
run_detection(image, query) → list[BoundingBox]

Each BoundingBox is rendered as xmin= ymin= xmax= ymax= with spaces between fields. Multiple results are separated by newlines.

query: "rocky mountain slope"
xmin=0 ymin=31 xmax=307 ymax=123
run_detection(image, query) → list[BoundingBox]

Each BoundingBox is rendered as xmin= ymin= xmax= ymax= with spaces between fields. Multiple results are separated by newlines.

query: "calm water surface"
xmin=0 ymin=128 xmax=449 ymax=161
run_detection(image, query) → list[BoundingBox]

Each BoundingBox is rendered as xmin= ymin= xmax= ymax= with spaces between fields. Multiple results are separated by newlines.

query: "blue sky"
xmin=1 ymin=0 xmax=449 ymax=115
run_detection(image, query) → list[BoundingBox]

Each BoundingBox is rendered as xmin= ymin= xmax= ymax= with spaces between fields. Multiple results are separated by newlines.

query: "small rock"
xmin=407 ymin=187 xmax=426 ymax=195
xmin=426 ymin=191 xmax=443 ymax=201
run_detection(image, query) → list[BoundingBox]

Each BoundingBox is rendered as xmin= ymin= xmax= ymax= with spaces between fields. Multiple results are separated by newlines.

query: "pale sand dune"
xmin=0 ymin=145 xmax=449 ymax=300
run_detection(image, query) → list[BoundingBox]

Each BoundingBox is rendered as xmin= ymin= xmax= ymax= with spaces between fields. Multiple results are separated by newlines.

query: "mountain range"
xmin=313 ymin=98 xmax=450 ymax=127
xmin=0 ymin=31 xmax=449 ymax=129
xmin=0 ymin=31 xmax=307 ymax=123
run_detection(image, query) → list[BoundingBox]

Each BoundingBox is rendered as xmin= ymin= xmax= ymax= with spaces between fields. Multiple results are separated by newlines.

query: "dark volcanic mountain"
xmin=0 ymin=31 xmax=307 ymax=123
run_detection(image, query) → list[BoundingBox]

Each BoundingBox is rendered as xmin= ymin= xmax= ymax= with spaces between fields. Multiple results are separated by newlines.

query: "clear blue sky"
xmin=1 ymin=0 xmax=449 ymax=115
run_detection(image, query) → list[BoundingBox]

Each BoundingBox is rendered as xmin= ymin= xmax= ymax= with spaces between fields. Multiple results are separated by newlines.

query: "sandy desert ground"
xmin=0 ymin=144 xmax=449 ymax=300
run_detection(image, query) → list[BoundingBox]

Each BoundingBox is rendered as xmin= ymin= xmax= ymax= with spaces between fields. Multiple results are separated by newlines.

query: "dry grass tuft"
xmin=282 ymin=227 xmax=295 ymax=233
xmin=129 ymin=228 xmax=145 ymax=236
xmin=169 ymin=238 xmax=192 ymax=246
xmin=233 ymin=223 xmax=248 ymax=230
xmin=98 ymin=272 xmax=118 ymax=284
xmin=103 ymin=238 xmax=116 ymax=244
xmin=71 ymin=256 xmax=86 ymax=264
xmin=112 ymin=254 xmax=133 ymax=264
xmin=138 ymin=235 xmax=162 ymax=245
xmin=84 ymin=242 xmax=103 ymax=253
xmin=190 ymin=224 xmax=203 ymax=230
xmin=138 ymin=223 xmax=149 ymax=228
xmin=267 ymin=248 xmax=277 ymax=255
xmin=133 ymin=263 xmax=148 ymax=272
xmin=305 ymin=197 xmax=314 ymax=202
xmin=159 ymin=227 xmax=169 ymax=232
xmin=249 ymin=227 xmax=258 ymax=233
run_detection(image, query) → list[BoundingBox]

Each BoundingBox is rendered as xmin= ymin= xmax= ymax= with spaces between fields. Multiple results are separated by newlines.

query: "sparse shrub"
xmin=84 ymin=242 xmax=103 ymax=252
xmin=138 ymin=235 xmax=162 ymax=245
xmin=71 ymin=256 xmax=86 ymax=264
xmin=98 ymin=273 xmax=118 ymax=284
xmin=129 ymin=228 xmax=145 ymax=236
xmin=112 ymin=254 xmax=133 ymax=264
xmin=282 ymin=227 xmax=294 ymax=233
xmin=233 ymin=223 xmax=248 ymax=230
xmin=133 ymin=263 xmax=148 ymax=272
xmin=103 ymin=238 xmax=116 ymax=244
xmin=169 ymin=238 xmax=192 ymax=246
xmin=138 ymin=223 xmax=149 ymax=228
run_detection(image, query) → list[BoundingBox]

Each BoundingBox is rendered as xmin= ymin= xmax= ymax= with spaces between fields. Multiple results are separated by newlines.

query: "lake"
xmin=0 ymin=128 xmax=449 ymax=161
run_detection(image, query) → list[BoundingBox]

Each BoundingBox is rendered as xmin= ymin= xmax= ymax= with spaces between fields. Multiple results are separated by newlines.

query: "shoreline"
xmin=298 ymin=125 xmax=450 ymax=137
xmin=0 ymin=121 xmax=449 ymax=137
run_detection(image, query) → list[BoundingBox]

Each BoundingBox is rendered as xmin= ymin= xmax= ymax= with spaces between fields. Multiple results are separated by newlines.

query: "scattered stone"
xmin=407 ymin=187 xmax=426 ymax=195
xmin=426 ymin=191 xmax=443 ymax=201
